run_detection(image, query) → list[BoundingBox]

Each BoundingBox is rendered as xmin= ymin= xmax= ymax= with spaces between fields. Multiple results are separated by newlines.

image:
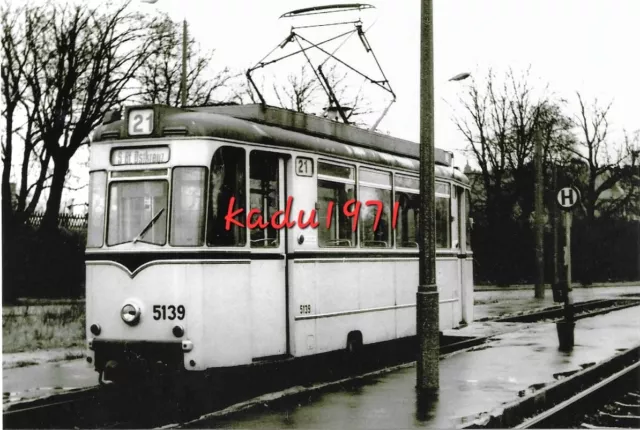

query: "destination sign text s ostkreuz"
xmin=111 ymin=147 xmax=170 ymax=166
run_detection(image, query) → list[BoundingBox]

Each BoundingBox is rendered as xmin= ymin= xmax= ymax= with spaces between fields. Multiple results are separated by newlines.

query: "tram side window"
xmin=394 ymin=175 xmax=420 ymax=248
xmin=249 ymin=151 xmax=279 ymax=248
xmin=87 ymin=171 xmax=107 ymax=248
xmin=171 ymin=167 xmax=206 ymax=246
xmin=435 ymin=182 xmax=451 ymax=248
xmin=359 ymin=169 xmax=392 ymax=248
xmin=317 ymin=162 xmax=356 ymax=247
xmin=207 ymin=146 xmax=246 ymax=247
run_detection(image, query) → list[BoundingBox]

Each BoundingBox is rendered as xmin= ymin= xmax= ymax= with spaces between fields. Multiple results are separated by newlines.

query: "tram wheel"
xmin=345 ymin=331 xmax=364 ymax=372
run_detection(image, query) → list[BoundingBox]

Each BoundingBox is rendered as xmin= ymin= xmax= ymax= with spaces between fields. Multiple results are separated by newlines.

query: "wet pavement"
xmin=3 ymin=285 xmax=640 ymax=415
xmin=2 ymin=359 xmax=96 ymax=403
xmin=188 ymin=306 xmax=640 ymax=429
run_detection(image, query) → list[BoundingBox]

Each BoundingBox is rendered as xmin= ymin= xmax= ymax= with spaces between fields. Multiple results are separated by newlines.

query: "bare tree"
xmin=1 ymin=4 xmax=53 ymax=225
xmin=8 ymin=1 xmax=159 ymax=232
xmin=323 ymin=64 xmax=375 ymax=126
xmin=139 ymin=14 xmax=234 ymax=107
xmin=271 ymin=65 xmax=322 ymax=113
xmin=230 ymin=76 xmax=262 ymax=105
xmin=452 ymin=68 xmax=572 ymax=285
xmin=234 ymin=63 xmax=374 ymax=126
xmin=569 ymin=93 xmax=638 ymax=219
xmin=567 ymin=94 xmax=639 ymax=283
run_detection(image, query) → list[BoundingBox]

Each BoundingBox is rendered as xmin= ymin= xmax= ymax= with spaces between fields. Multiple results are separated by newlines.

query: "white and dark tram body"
xmin=85 ymin=104 xmax=474 ymax=381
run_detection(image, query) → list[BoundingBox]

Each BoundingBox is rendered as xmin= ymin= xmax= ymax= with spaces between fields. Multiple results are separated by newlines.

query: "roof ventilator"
xmin=163 ymin=126 xmax=188 ymax=136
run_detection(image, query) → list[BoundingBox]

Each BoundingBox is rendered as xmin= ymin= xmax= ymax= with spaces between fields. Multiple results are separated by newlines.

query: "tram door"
xmin=248 ymin=151 xmax=288 ymax=359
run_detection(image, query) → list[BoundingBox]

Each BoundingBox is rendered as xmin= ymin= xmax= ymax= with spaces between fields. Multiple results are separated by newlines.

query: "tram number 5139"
xmin=153 ymin=305 xmax=185 ymax=320
xmin=299 ymin=304 xmax=311 ymax=314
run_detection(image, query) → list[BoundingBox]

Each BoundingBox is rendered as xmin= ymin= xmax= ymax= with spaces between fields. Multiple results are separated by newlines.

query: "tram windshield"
xmin=107 ymin=181 xmax=168 ymax=245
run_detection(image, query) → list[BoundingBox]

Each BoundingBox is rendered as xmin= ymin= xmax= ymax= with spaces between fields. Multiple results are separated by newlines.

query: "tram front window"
xmin=107 ymin=181 xmax=168 ymax=246
xmin=171 ymin=167 xmax=206 ymax=246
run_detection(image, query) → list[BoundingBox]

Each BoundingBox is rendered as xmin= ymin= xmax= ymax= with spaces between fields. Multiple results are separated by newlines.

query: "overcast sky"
xmin=135 ymin=0 xmax=640 ymax=165
xmin=16 ymin=0 xmax=640 ymax=209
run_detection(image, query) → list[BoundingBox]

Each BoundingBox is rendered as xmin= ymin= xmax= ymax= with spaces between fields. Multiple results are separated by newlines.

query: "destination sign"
xmin=111 ymin=147 xmax=170 ymax=166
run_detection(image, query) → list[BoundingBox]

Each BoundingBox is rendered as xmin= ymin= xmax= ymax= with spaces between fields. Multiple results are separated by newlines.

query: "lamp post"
xmin=416 ymin=0 xmax=437 ymax=393
xmin=141 ymin=0 xmax=188 ymax=107
xmin=417 ymin=0 xmax=470 ymax=392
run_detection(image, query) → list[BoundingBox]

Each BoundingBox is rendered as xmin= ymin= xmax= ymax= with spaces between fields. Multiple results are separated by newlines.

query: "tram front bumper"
xmin=90 ymin=340 xmax=187 ymax=380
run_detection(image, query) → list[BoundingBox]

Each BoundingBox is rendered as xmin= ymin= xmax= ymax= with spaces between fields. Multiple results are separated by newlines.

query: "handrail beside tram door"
xmin=280 ymin=156 xmax=291 ymax=357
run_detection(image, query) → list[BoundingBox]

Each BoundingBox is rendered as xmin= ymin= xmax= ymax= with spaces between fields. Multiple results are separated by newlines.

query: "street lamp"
xmin=141 ymin=0 xmax=188 ymax=107
xmin=448 ymin=72 xmax=471 ymax=82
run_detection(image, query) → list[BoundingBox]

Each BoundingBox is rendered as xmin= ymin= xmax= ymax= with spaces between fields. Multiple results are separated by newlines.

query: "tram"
xmin=84 ymin=103 xmax=474 ymax=381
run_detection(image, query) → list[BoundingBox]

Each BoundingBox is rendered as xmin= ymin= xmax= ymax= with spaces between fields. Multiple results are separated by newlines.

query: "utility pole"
xmin=181 ymin=18 xmax=188 ymax=108
xmin=551 ymin=164 xmax=561 ymax=297
xmin=417 ymin=0 xmax=439 ymax=393
xmin=534 ymin=124 xmax=545 ymax=298
xmin=140 ymin=0 xmax=188 ymax=108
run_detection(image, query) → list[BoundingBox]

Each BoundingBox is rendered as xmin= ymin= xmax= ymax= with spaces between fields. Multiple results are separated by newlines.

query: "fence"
xmin=27 ymin=212 xmax=88 ymax=231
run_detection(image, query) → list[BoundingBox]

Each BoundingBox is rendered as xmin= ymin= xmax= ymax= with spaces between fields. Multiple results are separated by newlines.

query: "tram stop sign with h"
xmin=557 ymin=187 xmax=580 ymax=210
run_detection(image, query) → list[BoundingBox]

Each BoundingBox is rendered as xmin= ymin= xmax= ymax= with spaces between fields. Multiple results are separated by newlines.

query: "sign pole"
xmin=563 ymin=211 xmax=573 ymax=323
xmin=556 ymin=187 xmax=577 ymax=351
xmin=534 ymin=126 xmax=545 ymax=299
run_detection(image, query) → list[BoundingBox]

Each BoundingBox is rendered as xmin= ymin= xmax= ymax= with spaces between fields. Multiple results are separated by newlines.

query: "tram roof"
xmin=191 ymin=104 xmax=453 ymax=166
xmin=92 ymin=104 xmax=468 ymax=183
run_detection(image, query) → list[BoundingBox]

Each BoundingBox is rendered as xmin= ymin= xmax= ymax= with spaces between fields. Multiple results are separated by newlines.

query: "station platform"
xmin=3 ymin=285 xmax=640 ymax=425
xmin=191 ymin=305 xmax=640 ymax=429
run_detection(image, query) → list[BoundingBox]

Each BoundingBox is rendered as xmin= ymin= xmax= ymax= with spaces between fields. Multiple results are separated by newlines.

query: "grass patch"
xmin=2 ymin=303 xmax=85 ymax=353
xmin=63 ymin=351 xmax=85 ymax=360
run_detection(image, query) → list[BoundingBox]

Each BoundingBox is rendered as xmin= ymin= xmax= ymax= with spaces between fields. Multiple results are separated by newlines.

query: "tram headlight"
xmin=172 ymin=325 xmax=184 ymax=338
xmin=121 ymin=303 xmax=141 ymax=325
xmin=90 ymin=324 xmax=101 ymax=335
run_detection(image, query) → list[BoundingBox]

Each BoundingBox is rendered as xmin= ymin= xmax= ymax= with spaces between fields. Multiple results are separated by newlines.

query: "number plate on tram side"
xmin=299 ymin=304 xmax=311 ymax=314
xmin=295 ymin=157 xmax=313 ymax=177
xmin=153 ymin=305 xmax=186 ymax=320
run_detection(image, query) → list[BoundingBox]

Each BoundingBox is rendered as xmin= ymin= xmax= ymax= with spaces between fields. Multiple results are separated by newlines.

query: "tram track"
xmin=493 ymin=298 xmax=640 ymax=323
xmin=4 ymin=299 xmax=639 ymax=429
xmin=515 ymin=359 xmax=640 ymax=428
